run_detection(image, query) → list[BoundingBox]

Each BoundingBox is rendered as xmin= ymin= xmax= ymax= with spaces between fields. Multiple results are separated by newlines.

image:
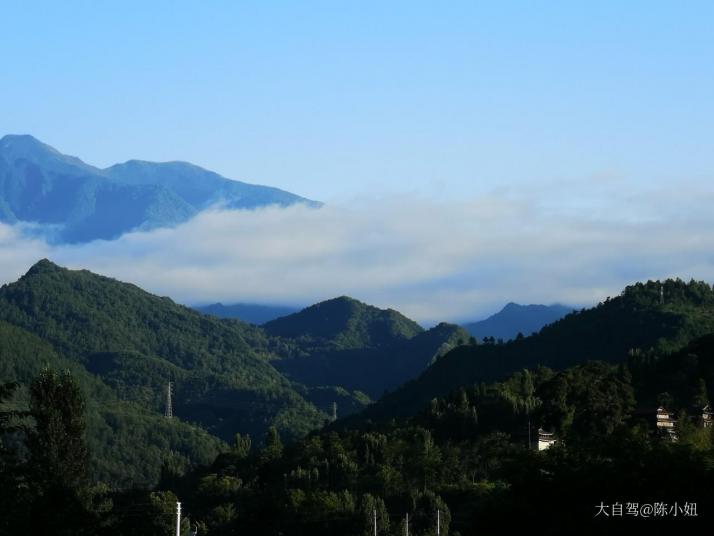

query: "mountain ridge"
xmin=194 ymin=302 xmax=300 ymax=324
xmin=264 ymin=295 xmax=424 ymax=347
xmin=0 ymin=134 xmax=319 ymax=243
xmin=264 ymin=297 xmax=470 ymax=397
xmin=0 ymin=259 xmax=467 ymax=486
xmin=346 ymin=279 xmax=714 ymax=423
xmin=462 ymin=302 xmax=574 ymax=341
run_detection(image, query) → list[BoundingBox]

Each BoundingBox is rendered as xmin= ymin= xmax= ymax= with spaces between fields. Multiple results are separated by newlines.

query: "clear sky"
xmin=2 ymin=1 xmax=713 ymax=201
xmin=2 ymin=2 xmax=714 ymax=323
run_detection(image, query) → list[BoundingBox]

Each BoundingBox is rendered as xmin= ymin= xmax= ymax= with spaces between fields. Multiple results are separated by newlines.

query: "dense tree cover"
xmin=132 ymin=335 xmax=714 ymax=535
xmin=0 ymin=381 xmax=24 ymax=536
xmin=356 ymin=278 xmax=714 ymax=422
xmin=0 ymin=369 xmax=104 ymax=535
xmin=0 ymin=261 xmax=463 ymax=488
xmin=0 ymin=319 xmax=225 ymax=487
xmin=0 ymin=261 xmax=330 ymax=483
xmin=2 ymin=261 xmax=714 ymax=507
xmin=264 ymin=296 xmax=424 ymax=344
xmin=267 ymin=297 xmax=470 ymax=397
xmin=5 ymin=292 xmax=714 ymax=532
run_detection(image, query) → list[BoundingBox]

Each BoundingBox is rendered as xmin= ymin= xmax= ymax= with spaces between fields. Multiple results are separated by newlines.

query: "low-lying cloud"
xmin=1 ymin=181 xmax=713 ymax=324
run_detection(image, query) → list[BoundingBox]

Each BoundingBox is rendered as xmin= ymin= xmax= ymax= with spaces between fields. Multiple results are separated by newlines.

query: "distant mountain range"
xmin=462 ymin=303 xmax=574 ymax=341
xmin=194 ymin=302 xmax=300 ymax=324
xmin=0 ymin=134 xmax=319 ymax=243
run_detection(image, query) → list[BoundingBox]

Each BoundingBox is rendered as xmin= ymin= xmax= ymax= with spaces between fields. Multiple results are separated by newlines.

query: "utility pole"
xmin=373 ymin=508 xmax=377 ymax=536
xmin=175 ymin=501 xmax=182 ymax=536
xmin=528 ymin=412 xmax=532 ymax=450
xmin=660 ymin=284 xmax=664 ymax=305
xmin=331 ymin=401 xmax=337 ymax=422
xmin=405 ymin=512 xmax=409 ymax=536
xmin=436 ymin=509 xmax=440 ymax=536
xmin=165 ymin=382 xmax=173 ymax=418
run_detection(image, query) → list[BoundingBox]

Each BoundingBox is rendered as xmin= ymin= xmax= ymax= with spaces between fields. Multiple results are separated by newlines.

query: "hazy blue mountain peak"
xmin=0 ymin=134 xmax=98 ymax=174
xmin=0 ymin=134 xmax=319 ymax=243
xmin=194 ymin=302 xmax=300 ymax=324
xmin=463 ymin=302 xmax=574 ymax=341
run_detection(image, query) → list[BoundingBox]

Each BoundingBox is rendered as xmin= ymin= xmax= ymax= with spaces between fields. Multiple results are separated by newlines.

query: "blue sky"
xmin=2 ymin=1 xmax=713 ymax=201
xmin=2 ymin=2 xmax=714 ymax=322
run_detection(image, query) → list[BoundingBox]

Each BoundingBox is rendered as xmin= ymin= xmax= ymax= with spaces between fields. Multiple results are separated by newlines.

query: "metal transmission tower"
xmin=165 ymin=382 xmax=173 ymax=418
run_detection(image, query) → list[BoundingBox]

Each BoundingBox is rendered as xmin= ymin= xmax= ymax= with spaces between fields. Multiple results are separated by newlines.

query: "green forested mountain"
xmin=0 ymin=261 xmax=465 ymax=488
xmin=0 ymin=320 xmax=226 ymax=488
xmin=5 ymin=270 xmax=714 ymax=534
xmin=265 ymin=297 xmax=471 ymax=397
xmin=264 ymin=296 xmax=423 ymax=344
xmin=0 ymin=260 xmax=326 ymax=486
xmin=353 ymin=279 xmax=714 ymax=422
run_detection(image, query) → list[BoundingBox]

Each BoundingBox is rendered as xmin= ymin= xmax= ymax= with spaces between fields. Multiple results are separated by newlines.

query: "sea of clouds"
xmin=1 ymin=179 xmax=713 ymax=324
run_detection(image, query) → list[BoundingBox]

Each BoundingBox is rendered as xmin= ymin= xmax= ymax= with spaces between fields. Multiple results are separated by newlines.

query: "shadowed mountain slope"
xmin=0 ymin=260 xmax=326 ymax=485
xmin=462 ymin=302 xmax=574 ymax=341
xmin=265 ymin=297 xmax=471 ymax=396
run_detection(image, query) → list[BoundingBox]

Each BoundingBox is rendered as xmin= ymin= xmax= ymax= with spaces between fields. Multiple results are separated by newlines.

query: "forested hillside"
xmin=355 ymin=279 xmax=714 ymax=422
xmin=0 ymin=260 xmax=325 ymax=486
xmin=4 ymin=272 xmax=714 ymax=533
xmin=266 ymin=297 xmax=471 ymax=397
xmin=0 ymin=261 xmax=464 ymax=488
xmin=81 ymin=333 xmax=714 ymax=535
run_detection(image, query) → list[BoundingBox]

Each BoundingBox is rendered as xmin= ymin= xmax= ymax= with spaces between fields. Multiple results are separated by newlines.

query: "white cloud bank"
xmin=1 ymin=180 xmax=713 ymax=324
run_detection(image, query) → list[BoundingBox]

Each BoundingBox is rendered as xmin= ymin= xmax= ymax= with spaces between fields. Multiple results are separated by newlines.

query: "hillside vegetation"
xmin=0 ymin=261 xmax=464 ymax=487
xmin=0 ymin=260 xmax=324 ymax=485
xmin=353 ymin=279 xmax=714 ymax=421
xmin=106 ymin=333 xmax=714 ymax=535
xmin=265 ymin=297 xmax=471 ymax=397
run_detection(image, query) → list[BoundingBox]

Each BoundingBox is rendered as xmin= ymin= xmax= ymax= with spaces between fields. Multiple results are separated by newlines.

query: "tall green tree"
xmin=24 ymin=369 xmax=94 ymax=535
xmin=232 ymin=432 xmax=252 ymax=459
xmin=0 ymin=382 xmax=28 ymax=534
xmin=359 ymin=493 xmax=389 ymax=536
xmin=261 ymin=426 xmax=284 ymax=462
xmin=27 ymin=368 xmax=89 ymax=491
